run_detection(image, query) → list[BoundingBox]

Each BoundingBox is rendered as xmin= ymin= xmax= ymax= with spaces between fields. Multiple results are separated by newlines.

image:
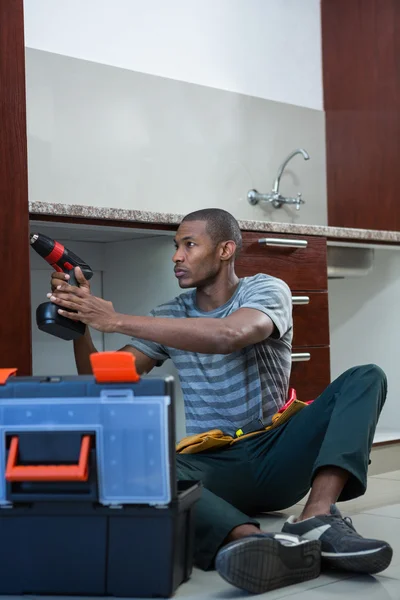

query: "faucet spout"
xmin=272 ymin=148 xmax=310 ymax=194
xmin=247 ymin=147 xmax=310 ymax=211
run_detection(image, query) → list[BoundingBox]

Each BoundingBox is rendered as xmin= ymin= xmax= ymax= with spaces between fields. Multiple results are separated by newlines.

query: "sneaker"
xmin=282 ymin=504 xmax=393 ymax=574
xmin=215 ymin=532 xmax=321 ymax=595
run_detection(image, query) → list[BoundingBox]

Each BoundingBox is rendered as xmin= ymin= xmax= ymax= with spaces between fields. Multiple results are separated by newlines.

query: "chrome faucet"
xmin=248 ymin=148 xmax=310 ymax=210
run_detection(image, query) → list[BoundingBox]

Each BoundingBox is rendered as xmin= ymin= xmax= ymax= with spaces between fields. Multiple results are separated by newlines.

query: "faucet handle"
xmin=296 ymin=192 xmax=303 ymax=211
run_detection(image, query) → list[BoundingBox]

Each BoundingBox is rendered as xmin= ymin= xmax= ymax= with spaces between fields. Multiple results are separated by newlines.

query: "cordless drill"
xmin=30 ymin=233 xmax=94 ymax=340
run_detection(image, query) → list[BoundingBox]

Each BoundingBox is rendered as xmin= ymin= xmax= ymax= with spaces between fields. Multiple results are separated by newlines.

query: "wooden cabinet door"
xmin=0 ymin=0 xmax=31 ymax=375
xmin=290 ymin=347 xmax=331 ymax=401
xmin=322 ymin=0 xmax=400 ymax=231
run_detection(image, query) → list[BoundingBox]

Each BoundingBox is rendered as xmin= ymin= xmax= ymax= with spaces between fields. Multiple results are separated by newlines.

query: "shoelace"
xmin=330 ymin=515 xmax=359 ymax=536
xmin=344 ymin=516 xmax=357 ymax=531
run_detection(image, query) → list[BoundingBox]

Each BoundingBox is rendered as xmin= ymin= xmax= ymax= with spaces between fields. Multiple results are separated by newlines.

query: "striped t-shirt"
xmin=130 ymin=273 xmax=293 ymax=436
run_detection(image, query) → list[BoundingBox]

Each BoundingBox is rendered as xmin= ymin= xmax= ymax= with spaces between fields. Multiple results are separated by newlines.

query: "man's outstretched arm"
xmin=49 ymin=285 xmax=274 ymax=354
xmin=112 ymin=308 xmax=275 ymax=354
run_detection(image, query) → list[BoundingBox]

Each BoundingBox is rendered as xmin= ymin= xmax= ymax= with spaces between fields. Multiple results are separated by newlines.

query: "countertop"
xmin=28 ymin=201 xmax=400 ymax=244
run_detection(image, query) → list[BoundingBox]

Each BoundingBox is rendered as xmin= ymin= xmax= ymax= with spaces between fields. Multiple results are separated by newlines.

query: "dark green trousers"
xmin=176 ymin=364 xmax=387 ymax=570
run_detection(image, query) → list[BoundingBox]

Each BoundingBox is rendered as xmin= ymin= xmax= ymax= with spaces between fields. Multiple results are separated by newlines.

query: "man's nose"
xmin=172 ymin=248 xmax=184 ymax=263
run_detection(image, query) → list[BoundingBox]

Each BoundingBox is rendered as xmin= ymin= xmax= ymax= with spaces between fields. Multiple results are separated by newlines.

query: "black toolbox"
xmin=0 ymin=354 xmax=201 ymax=597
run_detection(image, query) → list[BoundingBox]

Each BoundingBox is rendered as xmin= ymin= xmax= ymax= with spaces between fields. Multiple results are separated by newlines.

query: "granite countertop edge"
xmin=28 ymin=202 xmax=400 ymax=244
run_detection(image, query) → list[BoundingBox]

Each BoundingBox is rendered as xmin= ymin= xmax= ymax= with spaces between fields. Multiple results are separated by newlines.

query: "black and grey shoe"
xmin=282 ymin=504 xmax=393 ymax=574
xmin=215 ymin=532 xmax=321 ymax=595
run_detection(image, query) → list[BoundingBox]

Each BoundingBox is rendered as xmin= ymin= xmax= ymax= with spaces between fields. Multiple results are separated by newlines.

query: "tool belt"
xmin=176 ymin=391 xmax=312 ymax=455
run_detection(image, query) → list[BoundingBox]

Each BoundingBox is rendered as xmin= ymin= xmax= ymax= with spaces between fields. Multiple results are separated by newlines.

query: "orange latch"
xmin=5 ymin=435 xmax=91 ymax=482
xmin=0 ymin=369 xmax=17 ymax=385
xmin=90 ymin=351 xmax=140 ymax=383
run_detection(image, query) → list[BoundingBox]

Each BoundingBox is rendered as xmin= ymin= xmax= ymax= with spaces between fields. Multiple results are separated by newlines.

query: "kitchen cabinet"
xmin=0 ymin=0 xmax=31 ymax=375
xmin=322 ymin=0 xmax=400 ymax=232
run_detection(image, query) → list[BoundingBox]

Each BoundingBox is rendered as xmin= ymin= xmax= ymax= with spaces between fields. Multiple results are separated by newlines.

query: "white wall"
xmin=25 ymin=49 xmax=327 ymax=224
xmin=329 ymin=249 xmax=400 ymax=442
xmin=23 ymin=0 xmax=323 ymax=110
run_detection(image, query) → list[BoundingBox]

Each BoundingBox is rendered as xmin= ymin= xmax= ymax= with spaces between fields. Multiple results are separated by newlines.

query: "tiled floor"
xmin=176 ymin=470 xmax=400 ymax=600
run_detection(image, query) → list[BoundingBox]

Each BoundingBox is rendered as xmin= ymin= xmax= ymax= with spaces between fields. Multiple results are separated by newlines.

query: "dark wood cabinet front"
xmin=290 ymin=347 xmax=331 ymax=401
xmin=292 ymin=292 xmax=330 ymax=347
xmin=236 ymin=233 xmax=327 ymax=290
xmin=0 ymin=0 xmax=31 ymax=375
xmin=322 ymin=0 xmax=400 ymax=232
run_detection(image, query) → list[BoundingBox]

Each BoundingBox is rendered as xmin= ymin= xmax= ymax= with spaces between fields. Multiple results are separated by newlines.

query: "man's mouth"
xmin=174 ymin=269 xmax=188 ymax=278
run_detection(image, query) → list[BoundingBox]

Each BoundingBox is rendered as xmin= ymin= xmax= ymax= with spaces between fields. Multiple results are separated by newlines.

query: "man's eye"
xmin=187 ymin=242 xmax=195 ymax=247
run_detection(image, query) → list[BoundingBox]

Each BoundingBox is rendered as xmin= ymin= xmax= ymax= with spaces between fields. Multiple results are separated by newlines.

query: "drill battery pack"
xmin=36 ymin=301 xmax=86 ymax=340
xmin=0 ymin=353 xmax=201 ymax=598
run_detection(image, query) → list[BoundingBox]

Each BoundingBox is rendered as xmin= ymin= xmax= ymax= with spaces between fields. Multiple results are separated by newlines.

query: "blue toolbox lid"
xmin=0 ymin=354 xmax=177 ymax=507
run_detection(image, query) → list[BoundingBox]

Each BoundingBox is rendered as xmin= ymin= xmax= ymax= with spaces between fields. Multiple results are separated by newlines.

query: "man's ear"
xmin=220 ymin=240 xmax=236 ymax=262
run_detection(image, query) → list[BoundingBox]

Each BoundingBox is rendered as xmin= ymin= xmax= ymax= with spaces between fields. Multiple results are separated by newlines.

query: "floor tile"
xmin=379 ymin=563 xmax=400 ymax=580
xmin=177 ymin=568 xmax=351 ymax=600
xmin=337 ymin=477 xmax=400 ymax=515
xmin=286 ymin=573 xmax=400 ymax=600
xmin=369 ymin=445 xmax=400 ymax=477
xmin=363 ymin=504 xmax=400 ymax=519
xmin=373 ymin=470 xmax=400 ymax=481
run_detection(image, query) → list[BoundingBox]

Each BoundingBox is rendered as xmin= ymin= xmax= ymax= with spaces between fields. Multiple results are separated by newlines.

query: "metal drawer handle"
xmin=258 ymin=238 xmax=308 ymax=249
xmin=292 ymin=296 xmax=310 ymax=306
xmin=291 ymin=352 xmax=311 ymax=362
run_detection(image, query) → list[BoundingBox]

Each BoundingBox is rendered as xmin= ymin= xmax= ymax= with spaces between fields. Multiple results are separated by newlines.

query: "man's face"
xmin=172 ymin=220 xmax=221 ymax=288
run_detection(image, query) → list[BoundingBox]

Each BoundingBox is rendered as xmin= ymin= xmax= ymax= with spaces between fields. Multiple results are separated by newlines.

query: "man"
xmin=48 ymin=208 xmax=392 ymax=594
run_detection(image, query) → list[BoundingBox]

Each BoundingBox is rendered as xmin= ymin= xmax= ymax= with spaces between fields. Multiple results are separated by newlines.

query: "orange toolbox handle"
xmin=90 ymin=351 xmax=140 ymax=383
xmin=0 ymin=369 xmax=17 ymax=385
xmin=5 ymin=435 xmax=91 ymax=482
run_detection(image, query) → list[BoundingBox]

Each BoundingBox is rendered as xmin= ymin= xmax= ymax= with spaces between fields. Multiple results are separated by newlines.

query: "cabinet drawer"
xmin=289 ymin=347 xmax=330 ymax=401
xmin=292 ymin=292 xmax=330 ymax=347
xmin=236 ymin=233 xmax=327 ymax=290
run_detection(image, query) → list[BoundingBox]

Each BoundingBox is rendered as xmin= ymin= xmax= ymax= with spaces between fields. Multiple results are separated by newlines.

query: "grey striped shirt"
xmin=130 ymin=274 xmax=293 ymax=435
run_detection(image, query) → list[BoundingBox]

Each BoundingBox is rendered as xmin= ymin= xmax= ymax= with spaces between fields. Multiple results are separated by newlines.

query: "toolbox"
xmin=0 ymin=353 xmax=201 ymax=598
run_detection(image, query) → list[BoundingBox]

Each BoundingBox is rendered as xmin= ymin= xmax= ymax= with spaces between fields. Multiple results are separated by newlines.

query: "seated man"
xmin=48 ymin=208 xmax=392 ymax=594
